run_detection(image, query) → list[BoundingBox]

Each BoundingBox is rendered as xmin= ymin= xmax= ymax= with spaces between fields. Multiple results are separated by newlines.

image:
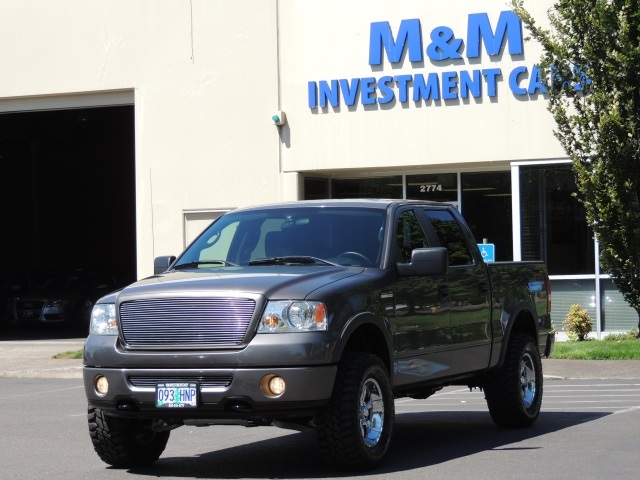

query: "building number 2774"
xmin=419 ymin=184 xmax=442 ymax=193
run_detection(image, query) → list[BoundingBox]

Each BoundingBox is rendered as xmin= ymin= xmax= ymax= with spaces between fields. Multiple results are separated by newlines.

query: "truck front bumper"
xmin=84 ymin=364 xmax=337 ymax=420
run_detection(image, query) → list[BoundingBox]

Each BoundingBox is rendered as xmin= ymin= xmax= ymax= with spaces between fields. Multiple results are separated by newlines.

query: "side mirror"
xmin=154 ymin=255 xmax=177 ymax=275
xmin=397 ymin=247 xmax=448 ymax=277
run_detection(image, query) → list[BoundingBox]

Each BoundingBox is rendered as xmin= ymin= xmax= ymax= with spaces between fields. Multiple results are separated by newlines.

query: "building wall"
xmin=278 ymin=0 xmax=563 ymax=173
xmin=0 ymin=0 xmax=284 ymax=278
xmin=1 ymin=1 xmax=636 ymax=333
xmin=0 ymin=0 xmax=563 ymax=277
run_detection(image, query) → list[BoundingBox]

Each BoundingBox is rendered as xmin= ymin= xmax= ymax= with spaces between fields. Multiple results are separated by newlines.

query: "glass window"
xmin=550 ymin=279 xmax=597 ymax=333
xmin=176 ymin=207 xmax=387 ymax=267
xmin=424 ymin=209 xmax=473 ymax=266
xmin=406 ymin=173 xmax=457 ymax=202
xmin=601 ymin=279 xmax=638 ymax=332
xmin=394 ymin=210 xmax=430 ymax=263
xmin=331 ymin=176 xmax=402 ymax=199
xmin=461 ymin=171 xmax=512 ymax=261
xmin=303 ymin=177 xmax=329 ymax=200
xmin=520 ymin=165 xmax=594 ymax=275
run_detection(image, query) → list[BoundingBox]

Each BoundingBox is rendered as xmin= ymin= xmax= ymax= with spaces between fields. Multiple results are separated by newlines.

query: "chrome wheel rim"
xmin=520 ymin=352 xmax=537 ymax=408
xmin=359 ymin=377 xmax=384 ymax=447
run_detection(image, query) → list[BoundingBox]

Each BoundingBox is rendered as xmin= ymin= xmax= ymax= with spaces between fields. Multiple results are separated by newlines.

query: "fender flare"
xmin=496 ymin=300 xmax=540 ymax=367
xmin=332 ymin=311 xmax=394 ymax=382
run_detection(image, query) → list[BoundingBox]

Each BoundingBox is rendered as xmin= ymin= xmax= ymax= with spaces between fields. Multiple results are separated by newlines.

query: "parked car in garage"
xmin=7 ymin=270 xmax=124 ymax=329
xmin=0 ymin=271 xmax=33 ymax=326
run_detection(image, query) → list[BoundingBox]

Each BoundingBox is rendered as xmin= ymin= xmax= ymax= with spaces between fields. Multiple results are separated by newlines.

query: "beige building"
xmin=0 ymin=0 xmax=634 ymax=335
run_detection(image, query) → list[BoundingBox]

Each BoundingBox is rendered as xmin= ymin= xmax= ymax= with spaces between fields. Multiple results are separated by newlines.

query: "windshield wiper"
xmin=248 ymin=256 xmax=339 ymax=266
xmin=173 ymin=260 xmax=238 ymax=269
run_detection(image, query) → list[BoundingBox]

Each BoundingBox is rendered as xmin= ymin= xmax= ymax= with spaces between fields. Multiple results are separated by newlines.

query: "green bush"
xmin=603 ymin=328 xmax=639 ymax=341
xmin=562 ymin=304 xmax=592 ymax=341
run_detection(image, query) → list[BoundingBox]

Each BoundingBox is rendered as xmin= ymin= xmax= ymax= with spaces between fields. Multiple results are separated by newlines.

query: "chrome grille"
xmin=128 ymin=375 xmax=233 ymax=389
xmin=119 ymin=297 xmax=256 ymax=347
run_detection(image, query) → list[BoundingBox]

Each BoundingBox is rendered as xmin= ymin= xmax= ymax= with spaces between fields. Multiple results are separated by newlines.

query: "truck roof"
xmin=233 ymin=198 xmax=450 ymax=212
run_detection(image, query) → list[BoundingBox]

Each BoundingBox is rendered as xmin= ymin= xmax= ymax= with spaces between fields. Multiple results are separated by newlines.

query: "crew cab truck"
xmin=84 ymin=199 xmax=554 ymax=470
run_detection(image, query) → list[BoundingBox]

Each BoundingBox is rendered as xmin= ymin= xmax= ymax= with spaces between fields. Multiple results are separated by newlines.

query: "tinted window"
xmin=520 ymin=165 xmax=594 ymax=274
xmin=394 ymin=210 xmax=430 ymax=263
xmin=176 ymin=207 xmax=387 ymax=268
xmin=424 ymin=210 xmax=473 ymax=266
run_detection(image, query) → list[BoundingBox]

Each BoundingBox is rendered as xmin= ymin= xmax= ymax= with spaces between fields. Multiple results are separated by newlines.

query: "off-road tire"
xmin=316 ymin=352 xmax=394 ymax=470
xmin=88 ymin=406 xmax=170 ymax=468
xmin=484 ymin=332 xmax=543 ymax=428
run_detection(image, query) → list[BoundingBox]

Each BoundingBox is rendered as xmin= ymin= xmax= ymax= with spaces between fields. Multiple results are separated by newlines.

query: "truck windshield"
xmin=175 ymin=207 xmax=386 ymax=268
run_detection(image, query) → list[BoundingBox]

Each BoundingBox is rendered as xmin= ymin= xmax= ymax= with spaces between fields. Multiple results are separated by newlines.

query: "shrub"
xmin=562 ymin=304 xmax=592 ymax=341
xmin=603 ymin=328 xmax=639 ymax=341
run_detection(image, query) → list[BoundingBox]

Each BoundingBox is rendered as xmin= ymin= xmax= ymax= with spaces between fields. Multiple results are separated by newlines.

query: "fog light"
xmin=260 ymin=374 xmax=286 ymax=397
xmin=269 ymin=376 xmax=286 ymax=396
xmin=95 ymin=375 xmax=109 ymax=395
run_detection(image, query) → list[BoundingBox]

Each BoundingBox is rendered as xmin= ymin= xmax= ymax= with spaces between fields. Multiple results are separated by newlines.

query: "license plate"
xmin=22 ymin=310 xmax=34 ymax=318
xmin=156 ymin=382 xmax=198 ymax=408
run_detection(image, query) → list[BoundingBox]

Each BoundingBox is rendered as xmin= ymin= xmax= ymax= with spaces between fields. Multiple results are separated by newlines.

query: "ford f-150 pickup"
xmin=84 ymin=199 xmax=554 ymax=470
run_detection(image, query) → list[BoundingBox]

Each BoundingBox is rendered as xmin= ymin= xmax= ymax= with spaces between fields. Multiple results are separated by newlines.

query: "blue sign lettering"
xmin=509 ymin=65 xmax=548 ymax=96
xmin=370 ymin=11 xmax=523 ymax=66
xmin=413 ymin=73 xmax=440 ymax=101
xmin=309 ymin=10 xmax=545 ymax=109
xmin=467 ymin=11 xmax=523 ymax=58
xmin=460 ymin=70 xmax=481 ymax=99
xmin=426 ymin=26 xmax=463 ymax=61
xmin=340 ymin=78 xmax=360 ymax=106
xmin=369 ymin=19 xmax=423 ymax=66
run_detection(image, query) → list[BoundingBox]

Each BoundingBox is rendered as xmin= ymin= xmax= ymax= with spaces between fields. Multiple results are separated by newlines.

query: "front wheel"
xmin=316 ymin=352 xmax=394 ymax=470
xmin=88 ymin=406 xmax=170 ymax=468
xmin=484 ymin=332 xmax=543 ymax=428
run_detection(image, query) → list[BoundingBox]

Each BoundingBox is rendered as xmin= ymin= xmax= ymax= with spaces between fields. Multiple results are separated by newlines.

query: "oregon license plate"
xmin=156 ymin=382 xmax=198 ymax=408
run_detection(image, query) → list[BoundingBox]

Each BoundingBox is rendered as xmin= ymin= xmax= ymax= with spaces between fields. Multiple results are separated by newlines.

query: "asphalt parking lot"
xmin=1 ymin=376 xmax=639 ymax=479
xmin=1 ymin=336 xmax=640 ymax=479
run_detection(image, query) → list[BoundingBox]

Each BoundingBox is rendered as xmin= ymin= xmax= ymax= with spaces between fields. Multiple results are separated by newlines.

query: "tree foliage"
xmin=512 ymin=0 xmax=640 ymax=333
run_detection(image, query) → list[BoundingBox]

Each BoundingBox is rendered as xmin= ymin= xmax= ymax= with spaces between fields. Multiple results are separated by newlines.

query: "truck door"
xmin=421 ymin=207 xmax=492 ymax=374
xmin=392 ymin=208 xmax=452 ymax=384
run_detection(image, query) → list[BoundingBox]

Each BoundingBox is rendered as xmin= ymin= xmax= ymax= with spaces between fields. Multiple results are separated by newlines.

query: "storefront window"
xmin=330 ymin=176 xmax=402 ymax=199
xmin=601 ymin=279 xmax=638 ymax=332
xmin=303 ymin=177 xmax=330 ymax=200
xmin=520 ymin=165 xmax=594 ymax=275
xmin=550 ymin=279 xmax=597 ymax=332
xmin=406 ymin=173 xmax=457 ymax=202
xmin=461 ymin=171 xmax=512 ymax=261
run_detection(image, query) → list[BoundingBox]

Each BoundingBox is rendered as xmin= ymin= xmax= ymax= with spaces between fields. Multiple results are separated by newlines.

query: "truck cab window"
xmin=394 ymin=210 xmax=430 ymax=263
xmin=424 ymin=210 xmax=473 ymax=266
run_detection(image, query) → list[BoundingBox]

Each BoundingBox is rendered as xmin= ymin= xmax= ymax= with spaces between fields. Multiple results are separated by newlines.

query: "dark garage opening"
xmin=0 ymin=105 xmax=136 ymax=334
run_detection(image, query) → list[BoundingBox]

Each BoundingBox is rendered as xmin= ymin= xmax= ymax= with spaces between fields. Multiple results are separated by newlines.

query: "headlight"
xmin=258 ymin=301 xmax=327 ymax=333
xmin=90 ymin=303 xmax=118 ymax=335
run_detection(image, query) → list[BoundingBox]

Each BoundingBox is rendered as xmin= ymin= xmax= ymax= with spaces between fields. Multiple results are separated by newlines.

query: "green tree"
xmin=512 ymin=0 xmax=640 ymax=336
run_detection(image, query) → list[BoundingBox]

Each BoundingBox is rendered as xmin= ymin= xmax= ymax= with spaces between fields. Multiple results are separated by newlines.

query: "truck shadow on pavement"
xmin=125 ymin=410 xmax=610 ymax=478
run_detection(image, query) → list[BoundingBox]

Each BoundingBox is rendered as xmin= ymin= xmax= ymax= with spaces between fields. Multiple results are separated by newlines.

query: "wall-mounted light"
xmin=271 ymin=111 xmax=286 ymax=126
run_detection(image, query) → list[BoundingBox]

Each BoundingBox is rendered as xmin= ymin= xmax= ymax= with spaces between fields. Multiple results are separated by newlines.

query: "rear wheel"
xmin=316 ymin=352 xmax=394 ymax=470
xmin=88 ymin=406 xmax=170 ymax=467
xmin=484 ymin=332 xmax=543 ymax=427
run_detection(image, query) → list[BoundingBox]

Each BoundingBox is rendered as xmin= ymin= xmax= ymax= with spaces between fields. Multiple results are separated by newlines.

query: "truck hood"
xmin=115 ymin=265 xmax=366 ymax=302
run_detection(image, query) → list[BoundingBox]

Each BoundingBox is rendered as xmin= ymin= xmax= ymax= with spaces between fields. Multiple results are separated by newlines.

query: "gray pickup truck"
xmin=84 ymin=199 xmax=554 ymax=470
